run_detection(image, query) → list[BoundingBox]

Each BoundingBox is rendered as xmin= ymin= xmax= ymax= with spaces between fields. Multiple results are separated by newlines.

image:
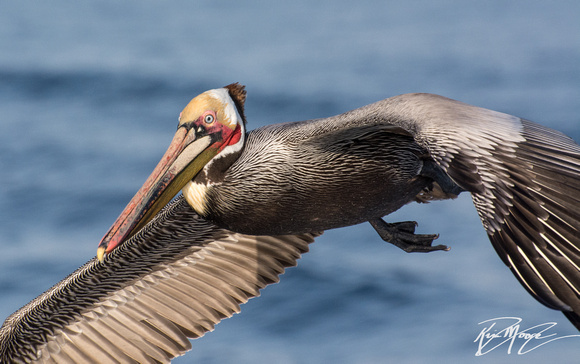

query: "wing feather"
xmin=368 ymin=93 xmax=580 ymax=328
xmin=0 ymin=196 xmax=318 ymax=363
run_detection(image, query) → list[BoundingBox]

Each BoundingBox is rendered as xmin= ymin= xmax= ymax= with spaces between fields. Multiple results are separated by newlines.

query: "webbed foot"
xmin=369 ymin=218 xmax=450 ymax=253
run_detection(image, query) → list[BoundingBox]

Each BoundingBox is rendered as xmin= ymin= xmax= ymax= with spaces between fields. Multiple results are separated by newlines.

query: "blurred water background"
xmin=1 ymin=1 xmax=579 ymax=363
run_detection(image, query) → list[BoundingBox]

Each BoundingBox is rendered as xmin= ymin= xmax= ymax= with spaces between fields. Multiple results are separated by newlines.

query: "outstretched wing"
xmin=0 ymin=196 xmax=318 ymax=363
xmin=481 ymin=121 xmax=580 ymax=327
xmin=366 ymin=93 xmax=580 ymax=328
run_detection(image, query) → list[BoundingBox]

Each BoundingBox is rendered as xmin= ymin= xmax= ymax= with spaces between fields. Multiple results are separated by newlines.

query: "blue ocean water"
xmin=1 ymin=1 xmax=579 ymax=363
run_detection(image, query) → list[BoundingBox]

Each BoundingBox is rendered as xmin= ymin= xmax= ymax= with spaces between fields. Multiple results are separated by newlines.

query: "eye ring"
xmin=204 ymin=113 xmax=215 ymax=124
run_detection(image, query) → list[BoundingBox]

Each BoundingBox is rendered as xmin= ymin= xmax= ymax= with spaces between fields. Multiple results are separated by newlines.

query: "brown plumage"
xmin=0 ymin=197 xmax=317 ymax=363
xmin=179 ymin=87 xmax=580 ymax=328
xmin=2 ymin=84 xmax=580 ymax=362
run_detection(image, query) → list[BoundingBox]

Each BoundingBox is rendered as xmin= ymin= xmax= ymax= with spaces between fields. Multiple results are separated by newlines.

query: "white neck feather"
xmin=183 ymin=181 xmax=210 ymax=216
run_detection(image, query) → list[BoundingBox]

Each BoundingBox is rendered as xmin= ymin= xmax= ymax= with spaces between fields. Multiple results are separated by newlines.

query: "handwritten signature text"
xmin=474 ymin=316 xmax=580 ymax=356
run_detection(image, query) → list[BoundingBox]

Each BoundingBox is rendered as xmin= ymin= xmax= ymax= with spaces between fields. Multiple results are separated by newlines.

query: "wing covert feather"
xmin=0 ymin=196 xmax=318 ymax=363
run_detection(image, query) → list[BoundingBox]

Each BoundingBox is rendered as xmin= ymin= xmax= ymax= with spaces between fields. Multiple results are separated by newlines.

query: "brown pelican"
xmin=1 ymin=83 xmax=579 ymax=362
xmin=97 ymin=83 xmax=580 ymax=329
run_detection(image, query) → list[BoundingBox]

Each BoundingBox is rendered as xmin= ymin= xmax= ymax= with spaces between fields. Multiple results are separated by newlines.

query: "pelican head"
xmin=97 ymin=83 xmax=246 ymax=261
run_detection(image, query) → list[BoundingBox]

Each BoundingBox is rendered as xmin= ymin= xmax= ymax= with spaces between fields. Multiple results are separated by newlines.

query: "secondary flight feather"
xmin=2 ymin=83 xmax=579 ymax=362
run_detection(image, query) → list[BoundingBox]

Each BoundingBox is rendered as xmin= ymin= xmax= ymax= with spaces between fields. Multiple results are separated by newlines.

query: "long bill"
xmin=97 ymin=127 xmax=217 ymax=262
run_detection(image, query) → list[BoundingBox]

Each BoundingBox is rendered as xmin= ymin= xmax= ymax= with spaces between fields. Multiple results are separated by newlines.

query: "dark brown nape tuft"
xmin=224 ymin=83 xmax=247 ymax=124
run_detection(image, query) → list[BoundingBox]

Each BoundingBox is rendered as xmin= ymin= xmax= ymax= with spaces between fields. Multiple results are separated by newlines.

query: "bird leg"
xmin=368 ymin=218 xmax=450 ymax=253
